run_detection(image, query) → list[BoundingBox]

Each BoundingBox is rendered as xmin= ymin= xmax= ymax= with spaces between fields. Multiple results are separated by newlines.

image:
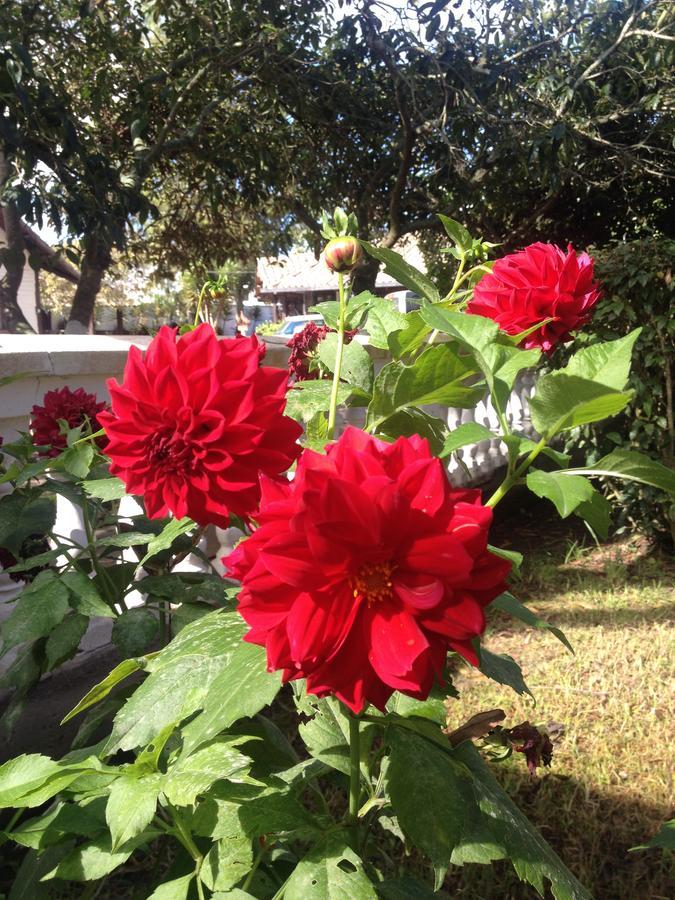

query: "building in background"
xmin=0 ymin=212 xmax=79 ymax=332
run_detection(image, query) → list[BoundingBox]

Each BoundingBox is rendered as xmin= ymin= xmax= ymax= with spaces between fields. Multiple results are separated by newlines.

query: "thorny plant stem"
xmin=327 ymin=272 xmax=348 ymax=439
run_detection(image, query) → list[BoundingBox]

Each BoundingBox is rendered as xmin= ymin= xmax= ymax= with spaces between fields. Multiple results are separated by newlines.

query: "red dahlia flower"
xmin=287 ymin=322 xmax=358 ymax=381
xmin=225 ymin=427 xmax=510 ymax=713
xmin=467 ymin=242 xmax=601 ymax=353
xmin=99 ymin=324 xmax=302 ymax=527
xmin=30 ymin=387 xmax=107 ymax=457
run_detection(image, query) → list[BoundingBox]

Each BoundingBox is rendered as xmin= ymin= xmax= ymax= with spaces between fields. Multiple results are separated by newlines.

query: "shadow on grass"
xmin=443 ymin=768 xmax=675 ymax=900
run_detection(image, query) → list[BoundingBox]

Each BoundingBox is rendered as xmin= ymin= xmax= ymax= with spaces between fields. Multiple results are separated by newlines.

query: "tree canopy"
xmin=0 ymin=0 xmax=672 ymax=327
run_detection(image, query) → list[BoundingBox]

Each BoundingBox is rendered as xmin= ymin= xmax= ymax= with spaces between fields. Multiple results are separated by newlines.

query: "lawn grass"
xmin=444 ymin=533 xmax=675 ymax=899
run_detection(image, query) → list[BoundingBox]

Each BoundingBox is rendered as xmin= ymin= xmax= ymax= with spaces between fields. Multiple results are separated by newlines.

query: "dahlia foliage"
xmin=1 ymin=213 xmax=673 ymax=900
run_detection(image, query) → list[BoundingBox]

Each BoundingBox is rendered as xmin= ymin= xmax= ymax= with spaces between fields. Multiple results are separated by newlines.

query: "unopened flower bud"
xmin=323 ymin=236 xmax=363 ymax=273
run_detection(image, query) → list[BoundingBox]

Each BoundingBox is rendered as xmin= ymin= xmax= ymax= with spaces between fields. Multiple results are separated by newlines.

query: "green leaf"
xmin=375 ymin=408 xmax=448 ymax=456
xmin=563 ymin=330 xmax=640 ymax=390
xmin=137 ymin=517 xmax=194 ymax=567
xmin=10 ymin=799 xmax=106 ymax=850
xmin=147 ymin=875 xmax=194 ymax=900
xmin=631 ymin=818 xmax=675 ymax=851
xmin=299 ymin=697 xmax=374 ymax=779
xmin=478 ymin=648 xmax=533 ymax=698
xmin=61 ymin=657 xmax=149 ymax=724
xmin=361 ymin=241 xmax=440 ymax=303
xmin=387 ymin=311 xmax=430 ymax=358
xmin=574 ymin=490 xmax=612 ymax=539
xmin=451 ymin=743 xmax=592 ymax=899
xmin=565 ymin=448 xmax=675 ymax=495
xmin=367 ymin=343 xmax=481 ymax=432
xmin=491 ymin=593 xmax=573 ymax=653
xmin=284 ymin=836 xmax=377 ymax=899
xmin=1 ymin=572 xmax=70 ymax=654
xmin=60 ymin=443 xmax=94 ymax=478
xmin=0 ymin=492 xmax=56 ymax=554
xmin=45 ymin=613 xmax=89 ymax=670
xmin=438 ymin=214 xmax=472 ymax=251
xmin=162 ymin=737 xmax=252 ymax=806
xmin=363 ymin=297 xmax=408 ymax=350
xmin=488 ymin=545 xmax=522 ymax=575
xmin=526 ymin=471 xmax=595 ymax=518
xmin=238 ymin=788 xmax=321 ymax=840
xmin=61 ymin=570 xmax=115 ymax=618
xmin=420 ymin=306 xmax=500 ymax=349
xmin=44 ymin=831 xmax=159 ymax=881
xmin=286 ymin=380 xmax=351 ymax=423
xmin=317 ymin=333 xmax=374 ymax=394
xmin=81 ymin=476 xmax=128 ymax=501
xmin=385 ymin=726 xmax=474 ymax=869
xmin=106 ymin=774 xmax=161 ymax=850
xmin=528 ymin=374 xmax=632 ymax=437
xmin=98 ymin=531 xmax=155 ymax=548
xmin=112 ymin=608 xmax=158 ymax=657
xmin=199 ymin=825 xmax=252 ymax=893
xmin=104 ymin=610 xmax=280 ymax=755
xmin=0 ymin=753 xmax=110 ymax=809
xmin=305 ymin=411 xmax=330 ymax=452
xmin=441 ymin=422 xmax=493 ymax=457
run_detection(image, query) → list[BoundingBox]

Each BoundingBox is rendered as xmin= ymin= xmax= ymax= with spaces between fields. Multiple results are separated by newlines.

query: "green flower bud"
xmin=323 ymin=236 xmax=363 ymax=274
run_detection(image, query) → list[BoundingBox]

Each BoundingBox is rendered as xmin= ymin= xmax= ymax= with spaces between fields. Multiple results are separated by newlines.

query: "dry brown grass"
xmin=444 ymin=536 xmax=675 ymax=900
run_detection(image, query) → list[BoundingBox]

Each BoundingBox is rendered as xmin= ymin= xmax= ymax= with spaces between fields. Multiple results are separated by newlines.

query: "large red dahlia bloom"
xmin=225 ymin=427 xmax=511 ymax=713
xmin=467 ymin=242 xmax=601 ymax=353
xmin=99 ymin=324 xmax=302 ymax=527
xmin=30 ymin=387 xmax=107 ymax=457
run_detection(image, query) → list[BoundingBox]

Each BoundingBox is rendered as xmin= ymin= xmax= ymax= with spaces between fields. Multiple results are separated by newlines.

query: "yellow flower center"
xmin=352 ymin=561 xmax=394 ymax=605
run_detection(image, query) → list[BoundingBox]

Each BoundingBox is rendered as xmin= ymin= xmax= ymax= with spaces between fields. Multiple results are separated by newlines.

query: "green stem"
xmin=327 ymin=272 xmax=348 ymax=439
xmin=158 ymin=600 xmax=170 ymax=646
xmin=193 ymin=282 xmax=210 ymax=327
xmin=486 ymin=435 xmax=548 ymax=508
xmin=72 ymin=426 xmax=106 ymax=446
xmin=347 ymin=713 xmax=361 ymax=850
xmin=82 ymin=498 xmax=123 ymax=611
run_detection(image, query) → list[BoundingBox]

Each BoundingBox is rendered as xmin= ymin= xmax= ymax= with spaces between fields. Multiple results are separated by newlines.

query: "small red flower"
xmin=99 ymin=324 xmax=302 ymax=527
xmin=467 ymin=242 xmax=601 ymax=353
xmin=30 ymin=387 xmax=107 ymax=457
xmin=225 ymin=427 xmax=510 ymax=713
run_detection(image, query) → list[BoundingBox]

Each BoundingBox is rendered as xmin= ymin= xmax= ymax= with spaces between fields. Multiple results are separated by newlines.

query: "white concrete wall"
xmin=0 ymin=225 xmax=39 ymax=332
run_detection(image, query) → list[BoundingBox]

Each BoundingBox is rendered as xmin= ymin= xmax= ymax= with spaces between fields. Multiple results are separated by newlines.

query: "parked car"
xmin=276 ymin=314 xmax=325 ymax=336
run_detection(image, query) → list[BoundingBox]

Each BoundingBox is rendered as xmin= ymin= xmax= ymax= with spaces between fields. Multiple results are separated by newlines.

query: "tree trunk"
xmin=67 ymin=235 xmax=111 ymax=331
xmin=0 ymin=152 xmax=33 ymax=332
xmin=351 ymin=253 xmax=380 ymax=296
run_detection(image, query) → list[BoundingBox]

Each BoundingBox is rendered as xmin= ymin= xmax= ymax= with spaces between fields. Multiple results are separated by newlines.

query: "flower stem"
xmin=193 ymin=283 xmax=210 ymax=327
xmin=486 ymin=435 xmax=548 ymax=508
xmin=327 ymin=272 xmax=347 ymax=439
xmin=347 ymin=713 xmax=361 ymax=850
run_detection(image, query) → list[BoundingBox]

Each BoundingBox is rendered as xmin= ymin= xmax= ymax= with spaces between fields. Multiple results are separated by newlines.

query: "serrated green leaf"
xmin=574 ymin=490 xmax=612 ymax=539
xmin=529 ymin=374 xmax=632 ymax=437
xmin=105 ymin=611 xmax=280 ymax=755
xmin=146 ymin=874 xmax=194 ymax=900
xmin=199 ymin=826 xmax=252 ymax=892
xmin=62 ymin=657 xmax=149 ymax=724
xmin=317 ymin=333 xmax=374 ymax=394
xmin=298 ymin=697 xmax=374 ymax=779
xmin=478 ymin=648 xmax=533 ymax=698
xmin=1 ymin=572 xmax=70 ymax=654
xmin=366 ymin=344 xmax=482 ymax=433
xmin=162 ymin=737 xmax=252 ymax=806
xmin=491 ymin=593 xmax=573 ymax=653
xmin=137 ymin=517 xmax=194 ymax=567
xmin=81 ymin=477 xmax=128 ymax=501
xmin=44 ymin=831 xmax=159 ymax=881
xmin=238 ymin=788 xmax=321 ymax=840
xmin=284 ymin=835 xmax=377 ymax=899
xmin=112 ymin=608 xmax=158 ymax=657
xmin=106 ymin=774 xmax=161 ymax=850
xmin=286 ymin=380 xmax=351 ymax=423
xmin=562 ymin=330 xmax=640 ymax=390
xmin=451 ymin=743 xmax=592 ymax=899
xmin=0 ymin=492 xmax=56 ymax=555
xmin=60 ymin=443 xmax=94 ymax=478
xmin=10 ymin=799 xmax=106 ymax=850
xmin=364 ymin=297 xmax=408 ymax=349
xmin=441 ymin=422 xmax=493 ymax=457
xmin=385 ymin=726 xmax=473 ymax=869
xmin=376 ymin=407 xmax=448 ymax=456
xmin=526 ymin=471 xmax=595 ymax=518
xmin=438 ymin=214 xmax=472 ymax=251
xmin=45 ymin=613 xmax=88 ymax=670
xmin=565 ymin=448 xmax=675 ymax=495
xmin=62 ymin=570 xmax=115 ymax=618
xmin=361 ymin=241 xmax=440 ymax=303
